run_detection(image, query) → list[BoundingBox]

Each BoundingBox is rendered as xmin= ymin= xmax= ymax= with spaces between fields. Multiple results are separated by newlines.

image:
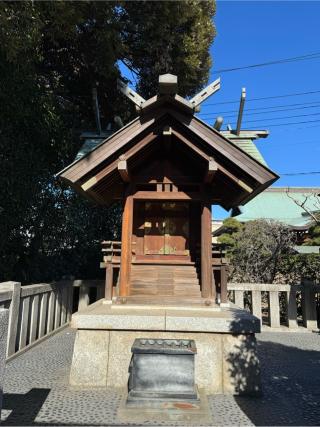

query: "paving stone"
xmin=1 ymin=328 xmax=320 ymax=426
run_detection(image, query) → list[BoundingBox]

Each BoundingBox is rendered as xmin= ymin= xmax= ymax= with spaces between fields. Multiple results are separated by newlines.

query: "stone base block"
xmin=70 ymin=329 xmax=260 ymax=395
xmin=69 ymin=302 xmax=261 ymax=395
xmin=118 ymin=388 xmax=212 ymax=424
xmin=69 ymin=330 xmax=110 ymax=387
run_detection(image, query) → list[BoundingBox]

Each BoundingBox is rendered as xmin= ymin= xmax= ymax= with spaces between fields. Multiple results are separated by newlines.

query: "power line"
xmin=200 ymin=103 xmax=320 ymax=120
xmin=241 ymin=111 xmax=320 ymax=124
xmin=199 ymin=101 xmax=320 ymax=118
xmin=203 ymin=90 xmax=320 ymax=107
xmin=280 ymin=171 xmax=320 ymax=176
xmin=123 ymin=50 xmax=320 ymax=84
xmin=262 ymin=139 xmax=320 ymax=149
xmin=214 ymin=51 xmax=320 ymax=74
xmin=262 ymin=123 xmax=320 ymax=133
xmin=240 ymin=118 xmax=320 ymax=128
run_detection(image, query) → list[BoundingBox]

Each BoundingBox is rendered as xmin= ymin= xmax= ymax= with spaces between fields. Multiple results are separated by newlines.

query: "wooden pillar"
xmin=201 ymin=202 xmax=214 ymax=299
xmin=119 ymin=195 xmax=133 ymax=297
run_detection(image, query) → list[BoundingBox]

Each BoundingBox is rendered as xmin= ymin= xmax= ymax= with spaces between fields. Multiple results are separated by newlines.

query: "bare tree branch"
xmin=286 ymin=187 xmax=320 ymax=225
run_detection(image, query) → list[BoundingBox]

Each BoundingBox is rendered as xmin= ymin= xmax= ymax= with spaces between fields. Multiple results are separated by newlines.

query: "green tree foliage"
xmin=0 ymin=1 xmax=215 ymax=283
xmin=217 ymin=217 xmax=243 ymax=248
xmin=278 ymin=253 xmax=320 ymax=283
xmin=119 ymin=1 xmax=216 ymax=99
xmin=304 ymin=223 xmax=320 ymax=246
xmin=220 ymin=218 xmax=320 ymax=283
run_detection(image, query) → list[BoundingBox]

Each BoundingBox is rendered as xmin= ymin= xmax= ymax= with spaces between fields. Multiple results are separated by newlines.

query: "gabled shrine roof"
xmin=57 ymin=76 xmax=278 ymax=209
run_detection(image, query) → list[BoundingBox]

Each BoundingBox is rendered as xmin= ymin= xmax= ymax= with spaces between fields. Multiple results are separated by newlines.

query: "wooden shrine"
xmin=58 ymin=74 xmax=278 ymax=306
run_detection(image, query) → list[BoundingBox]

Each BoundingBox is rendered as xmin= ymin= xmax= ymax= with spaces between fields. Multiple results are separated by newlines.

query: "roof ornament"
xmin=117 ymin=79 xmax=146 ymax=108
xmin=189 ymin=77 xmax=220 ymax=110
xmin=236 ymin=88 xmax=246 ymax=135
xmin=92 ymin=87 xmax=102 ymax=135
xmin=158 ymin=73 xmax=178 ymax=95
xmin=213 ymin=116 xmax=223 ymax=131
xmin=225 ymin=87 xmax=246 ymax=134
xmin=117 ymin=74 xmax=221 ymax=114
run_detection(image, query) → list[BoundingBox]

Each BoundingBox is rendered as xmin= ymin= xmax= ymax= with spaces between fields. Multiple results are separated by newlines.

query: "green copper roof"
xmin=231 ymin=138 xmax=267 ymax=166
xmin=220 ymin=130 xmax=269 ymax=167
xmin=75 ymin=131 xmax=114 ymax=161
xmin=233 ymin=187 xmax=320 ymax=229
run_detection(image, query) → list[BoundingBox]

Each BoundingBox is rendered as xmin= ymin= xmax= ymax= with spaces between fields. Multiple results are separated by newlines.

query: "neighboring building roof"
xmin=294 ymin=246 xmax=320 ymax=254
xmin=212 ymin=220 xmax=224 ymax=243
xmin=232 ymin=187 xmax=320 ymax=229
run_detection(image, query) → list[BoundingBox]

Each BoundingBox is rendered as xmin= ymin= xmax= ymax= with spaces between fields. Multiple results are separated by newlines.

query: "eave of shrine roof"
xmin=184 ymin=113 xmax=278 ymax=181
xmin=57 ymin=105 xmax=278 ymax=204
xmin=56 ymin=116 xmax=140 ymax=178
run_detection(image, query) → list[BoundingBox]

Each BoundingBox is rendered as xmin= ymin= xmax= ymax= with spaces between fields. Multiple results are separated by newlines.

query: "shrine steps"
xmin=130 ymin=264 xmax=201 ymax=297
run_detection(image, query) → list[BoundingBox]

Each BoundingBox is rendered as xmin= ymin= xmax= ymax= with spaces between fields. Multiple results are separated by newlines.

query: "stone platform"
xmin=2 ymin=328 xmax=320 ymax=426
xmin=69 ymin=301 xmax=261 ymax=395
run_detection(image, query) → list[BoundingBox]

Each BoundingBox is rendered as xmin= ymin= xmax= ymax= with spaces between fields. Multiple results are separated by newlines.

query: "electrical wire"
xmin=240 ymin=118 xmax=320 ymax=128
xmin=262 ymin=139 xmax=320 ymax=149
xmin=203 ymin=90 xmax=320 ymax=107
xmin=214 ymin=51 xmax=320 ymax=74
xmin=280 ymin=171 xmax=320 ymax=176
xmin=198 ymin=102 xmax=320 ymax=118
xmin=240 ymin=111 xmax=320 ymax=124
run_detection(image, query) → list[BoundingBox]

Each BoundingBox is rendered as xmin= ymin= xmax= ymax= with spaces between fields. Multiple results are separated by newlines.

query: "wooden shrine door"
xmin=135 ymin=202 xmax=190 ymax=260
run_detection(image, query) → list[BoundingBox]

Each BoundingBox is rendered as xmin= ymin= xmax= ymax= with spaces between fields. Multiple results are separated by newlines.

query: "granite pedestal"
xmin=69 ymin=301 xmax=261 ymax=395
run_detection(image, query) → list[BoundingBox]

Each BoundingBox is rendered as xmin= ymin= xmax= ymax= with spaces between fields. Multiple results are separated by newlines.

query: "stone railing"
xmin=0 ymin=279 xmax=106 ymax=359
xmin=228 ymin=281 xmax=319 ymax=330
xmin=73 ymin=279 xmax=105 ymax=311
xmin=0 ymin=308 xmax=8 ymax=416
xmin=1 ymin=278 xmax=318 ymax=361
xmin=0 ymin=281 xmax=73 ymax=359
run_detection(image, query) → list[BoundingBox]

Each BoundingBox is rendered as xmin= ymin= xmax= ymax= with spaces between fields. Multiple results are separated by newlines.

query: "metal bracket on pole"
xmin=117 ymin=79 xmax=146 ymax=108
xmin=189 ymin=78 xmax=221 ymax=108
xmin=236 ymin=88 xmax=246 ymax=136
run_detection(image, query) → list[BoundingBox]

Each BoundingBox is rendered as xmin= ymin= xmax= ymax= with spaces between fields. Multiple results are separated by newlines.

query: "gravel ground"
xmin=1 ymin=328 xmax=320 ymax=426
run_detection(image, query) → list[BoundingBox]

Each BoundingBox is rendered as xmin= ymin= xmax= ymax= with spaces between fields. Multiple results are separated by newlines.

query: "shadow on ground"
xmin=2 ymin=389 xmax=50 ymax=426
xmin=233 ymin=339 xmax=320 ymax=426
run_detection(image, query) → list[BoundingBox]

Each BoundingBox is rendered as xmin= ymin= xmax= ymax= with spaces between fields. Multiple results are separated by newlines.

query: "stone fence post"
xmin=6 ymin=282 xmax=21 ymax=357
xmin=301 ymin=279 xmax=318 ymax=330
xmin=0 ymin=308 xmax=9 ymax=418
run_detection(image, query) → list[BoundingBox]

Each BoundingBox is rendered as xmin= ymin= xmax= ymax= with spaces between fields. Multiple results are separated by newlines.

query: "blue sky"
xmin=120 ymin=1 xmax=320 ymax=218
xmin=206 ymin=1 xmax=320 ymax=217
xmin=203 ymin=1 xmax=320 ymax=185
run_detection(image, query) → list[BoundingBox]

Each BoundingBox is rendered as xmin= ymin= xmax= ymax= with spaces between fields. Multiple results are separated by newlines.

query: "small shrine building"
xmin=58 ymin=74 xmax=277 ymax=306
xmin=57 ymin=74 xmax=279 ymax=395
